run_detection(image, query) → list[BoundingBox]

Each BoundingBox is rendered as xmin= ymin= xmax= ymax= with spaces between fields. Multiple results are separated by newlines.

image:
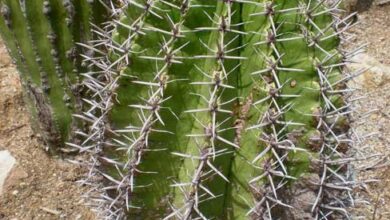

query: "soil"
xmin=0 ymin=41 xmax=94 ymax=219
xmin=0 ymin=2 xmax=389 ymax=220
xmin=347 ymin=3 xmax=390 ymax=220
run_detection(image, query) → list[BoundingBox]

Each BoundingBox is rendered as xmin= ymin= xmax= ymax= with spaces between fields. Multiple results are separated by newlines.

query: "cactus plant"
xmin=0 ymin=0 xmax=111 ymax=151
xmin=1 ymin=0 xmax=360 ymax=219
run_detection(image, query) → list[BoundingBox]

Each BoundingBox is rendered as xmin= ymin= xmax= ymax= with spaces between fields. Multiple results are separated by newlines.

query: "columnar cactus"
xmin=1 ymin=0 xmax=359 ymax=219
xmin=0 ymin=0 xmax=110 ymax=151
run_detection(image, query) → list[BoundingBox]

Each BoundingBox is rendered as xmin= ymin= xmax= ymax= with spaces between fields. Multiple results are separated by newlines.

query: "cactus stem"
xmin=0 ymin=0 xmax=363 ymax=218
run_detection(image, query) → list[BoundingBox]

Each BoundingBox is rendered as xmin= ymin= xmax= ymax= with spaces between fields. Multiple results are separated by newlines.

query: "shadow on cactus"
xmin=0 ymin=0 xmax=363 ymax=219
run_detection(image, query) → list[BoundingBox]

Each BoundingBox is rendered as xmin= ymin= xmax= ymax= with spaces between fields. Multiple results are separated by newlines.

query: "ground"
xmin=347 ymin=3 xmax=390 ymax=219
xmin=0 ymin=3 xmax=389 ymax=220
xmin=0 ymin=38 xmax=94 ymax=220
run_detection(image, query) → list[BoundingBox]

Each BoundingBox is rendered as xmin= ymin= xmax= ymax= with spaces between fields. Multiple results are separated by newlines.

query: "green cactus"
xmin=1 ymin=0 xmax=358 ymax=219
xmin=0 ymin=0 xmax=111 ymax=151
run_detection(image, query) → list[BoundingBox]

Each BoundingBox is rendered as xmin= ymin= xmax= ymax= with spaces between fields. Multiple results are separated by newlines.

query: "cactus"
xmin=0 ymin=0 xmax=111 ymax=151
xmin=1 ymin=0 xmax=360 ymax=219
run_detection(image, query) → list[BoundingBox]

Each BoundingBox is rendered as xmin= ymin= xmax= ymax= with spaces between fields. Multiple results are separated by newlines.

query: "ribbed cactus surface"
xmin=1 ymin=0 xmax=356 ymax=219
xmin=0 ymin=0 xmax=110 ymax=151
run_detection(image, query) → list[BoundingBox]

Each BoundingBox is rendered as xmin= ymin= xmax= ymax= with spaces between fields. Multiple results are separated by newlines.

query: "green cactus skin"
xmin=0 ymin=0 xmax=112 ymax=151
xmin=77 ymin=0 xmax=357 ymax=219
xmin=1 ymin=0 xmax=358 ymax=219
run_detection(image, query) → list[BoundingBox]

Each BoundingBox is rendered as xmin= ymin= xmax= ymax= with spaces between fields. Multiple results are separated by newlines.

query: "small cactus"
xmin=1 ymin=0 xmax=361 ymax=219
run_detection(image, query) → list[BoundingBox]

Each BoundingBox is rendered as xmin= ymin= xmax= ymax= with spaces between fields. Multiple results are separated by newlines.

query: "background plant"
xmin=0 ymin=0 xmax=111 ymax=152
